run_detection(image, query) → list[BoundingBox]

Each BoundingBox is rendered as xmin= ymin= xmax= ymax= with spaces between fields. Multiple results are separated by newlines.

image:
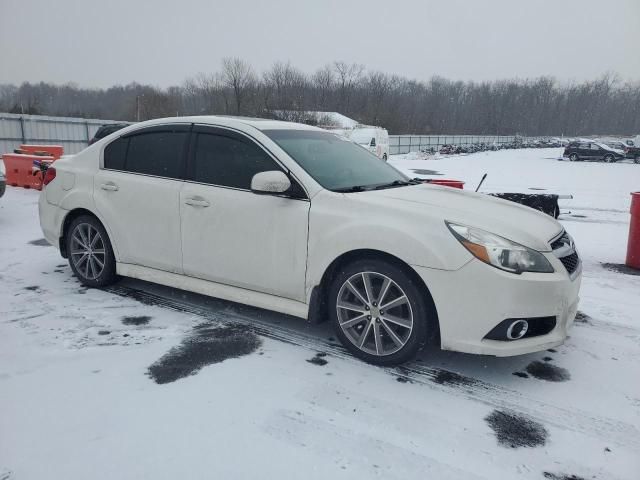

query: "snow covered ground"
xmin=1 ymin=148 xmax=639 ymax=480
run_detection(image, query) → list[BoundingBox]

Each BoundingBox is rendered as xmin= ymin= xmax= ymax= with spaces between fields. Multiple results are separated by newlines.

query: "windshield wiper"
xmin=373 ymin=179 xmax=419 ymax=190
xmin=333 ymin=185 xmax=369 ymax=192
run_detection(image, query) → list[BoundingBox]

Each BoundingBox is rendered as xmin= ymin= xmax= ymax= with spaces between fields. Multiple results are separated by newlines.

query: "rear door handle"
xmin=184 ymin=197 xmax=210 ymax=208
xmin=100 ymin=183 xmax=119 ymax=191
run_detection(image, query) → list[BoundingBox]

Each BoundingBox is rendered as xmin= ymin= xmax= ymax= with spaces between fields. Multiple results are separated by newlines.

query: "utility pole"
xmin=136 ymin=95 xmax=141 ymax=122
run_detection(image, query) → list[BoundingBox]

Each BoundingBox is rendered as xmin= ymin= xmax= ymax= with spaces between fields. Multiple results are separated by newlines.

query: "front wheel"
xmin=382 ymin=153 xmax=388 ymax=161
xmin=604 ymin=154 xmax=615 ymax=163
xmin=66 ymin=215 xmax=117 ymax=287
xmin=569 ymin=153 xmax=579 ymax=162
xmin=634 ymin=156 xmax=640 ymax=164
xmin=328 ymin=258 xmax=435 ymax=365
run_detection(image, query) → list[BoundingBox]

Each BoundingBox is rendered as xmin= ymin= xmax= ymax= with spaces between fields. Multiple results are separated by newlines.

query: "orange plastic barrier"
xmin=19 ymin=144 xmax=64 ymax=160
xmin=425 ymin=179 xmax=465 ymax=189
xmin=2 ymin=153 xmax=55 ymax=190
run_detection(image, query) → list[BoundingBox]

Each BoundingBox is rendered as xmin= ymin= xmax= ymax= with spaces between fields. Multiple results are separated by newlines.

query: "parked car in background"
xmin=602 ymin=140 xmax=628 ymax=151
xmin=0 ymin=158 xmax=6 ymax=198
xmin=38 ymin=116 xmax=582 ymax=365
xmin=624 ymin=145 xmax=640 ymax=163
xmin=348 ymin=126 xmax=390 ymax=160
xmin=89 ymin=123 xmax=130 ymax=145
xmin=563 ymin=141 xmax=626 ymax=162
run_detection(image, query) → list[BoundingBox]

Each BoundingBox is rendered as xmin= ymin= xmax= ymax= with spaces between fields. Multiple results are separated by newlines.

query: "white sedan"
xmin=38 ymin=116 xmax=581 ymax=365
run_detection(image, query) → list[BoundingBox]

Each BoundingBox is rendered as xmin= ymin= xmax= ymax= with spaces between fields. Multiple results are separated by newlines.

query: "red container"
xmin=425 ymin=179 xmax=465 ymax=189
xmin=19 ymin=144 xmax=63 ymax=160
xmin=2 ymin=153 xmax=55 ymax=190
xmin=626 ymin=192 xmax=640 ymax=269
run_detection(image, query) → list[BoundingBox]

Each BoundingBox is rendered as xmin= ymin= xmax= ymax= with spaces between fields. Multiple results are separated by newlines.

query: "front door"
xmin=180 ymin=126 xmax=310 ymax=301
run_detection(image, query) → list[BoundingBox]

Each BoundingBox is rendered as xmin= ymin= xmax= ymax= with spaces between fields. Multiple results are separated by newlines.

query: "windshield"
xmin=350 ymin=130 xmax=375 ymax=145
xmin=264 ymin=129 xmax=407 ymax=191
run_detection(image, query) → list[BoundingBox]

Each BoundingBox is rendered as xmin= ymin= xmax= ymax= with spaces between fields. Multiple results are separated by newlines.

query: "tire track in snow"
xmin=105 ymin=283 xmax=640 ymax=449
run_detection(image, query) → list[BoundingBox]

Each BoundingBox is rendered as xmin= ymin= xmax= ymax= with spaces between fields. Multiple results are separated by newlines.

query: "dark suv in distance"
xmin=563 ymin=141 xmax=626 ymax=163
xmin=89 ymin=123 xmax=130 ymax=145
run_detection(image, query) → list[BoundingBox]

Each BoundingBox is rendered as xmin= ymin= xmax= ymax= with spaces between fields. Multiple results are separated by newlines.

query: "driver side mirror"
xmin=251 ymin=171 xmax=291 ymax=195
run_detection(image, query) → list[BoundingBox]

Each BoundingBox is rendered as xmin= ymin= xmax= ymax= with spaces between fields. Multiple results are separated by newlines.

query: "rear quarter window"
xmin=103 ymin=137 xmax=129 ymax=170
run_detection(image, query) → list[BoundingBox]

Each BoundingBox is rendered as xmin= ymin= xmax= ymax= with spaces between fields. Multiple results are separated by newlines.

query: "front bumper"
xmin=412 ymin=255 xmax=581 ymax=356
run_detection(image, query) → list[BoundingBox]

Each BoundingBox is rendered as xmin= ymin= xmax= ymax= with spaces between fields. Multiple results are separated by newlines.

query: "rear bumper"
xmin=412 ymin=256 xmax=581 ymax=356
xmin=38 ymin=190 xmax=66 ymax=248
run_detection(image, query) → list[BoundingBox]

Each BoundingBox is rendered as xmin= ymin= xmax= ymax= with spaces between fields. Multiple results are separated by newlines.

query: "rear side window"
xmin=193 ymin=133 xmax=279 ymax=189
xmin=125 ymin=131 xmax=187 ymax=178
xmin=104 ymin=137 xmax=129 ymax=170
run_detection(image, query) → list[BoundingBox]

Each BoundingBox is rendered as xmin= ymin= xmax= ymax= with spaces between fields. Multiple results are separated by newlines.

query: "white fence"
xmin=389 ymin=135 xmax=518 ymax=155
xmin=0 ymin=113 xmax=530 ymax=157
xmin=0 ymin=113 xmax=127 ymax=155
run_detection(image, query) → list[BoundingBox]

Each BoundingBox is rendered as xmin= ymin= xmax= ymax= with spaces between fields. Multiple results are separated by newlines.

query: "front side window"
xmin=193 ymin=132 xmax=279 ymax=189
xmin=125 ymin=130 xmax=187 ymax=178
xmin=590 ymin=144 xmax=600 ymax=151
xmin=264 ymin=129 xmax=407 ymax=191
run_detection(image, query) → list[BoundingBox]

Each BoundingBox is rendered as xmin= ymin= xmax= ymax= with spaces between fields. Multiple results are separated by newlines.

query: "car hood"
xmin=362 ymin=184 xmax=563 ymax=252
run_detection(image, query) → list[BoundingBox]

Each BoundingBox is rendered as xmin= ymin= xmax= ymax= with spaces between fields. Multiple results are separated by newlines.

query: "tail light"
xmin=43 ymin=167 xmax=56 ymax=186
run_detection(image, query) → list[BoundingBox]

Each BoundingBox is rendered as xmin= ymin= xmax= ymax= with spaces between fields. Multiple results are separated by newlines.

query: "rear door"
xmin=180 ymin=125 xmax=310 ymax=301
xmin=94 ymin=124 xmax=189 ymax=273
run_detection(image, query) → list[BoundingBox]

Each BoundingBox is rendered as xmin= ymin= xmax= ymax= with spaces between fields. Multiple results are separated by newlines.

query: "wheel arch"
xmin=59 ymin=208 xmax=115 ymax=259
xmin=308 ymin=248 xmax=440 ymax=345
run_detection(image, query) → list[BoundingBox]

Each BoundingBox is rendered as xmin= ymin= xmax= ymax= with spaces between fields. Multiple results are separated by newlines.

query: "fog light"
xmin=506 ymin=319 xmax=529 ymax=340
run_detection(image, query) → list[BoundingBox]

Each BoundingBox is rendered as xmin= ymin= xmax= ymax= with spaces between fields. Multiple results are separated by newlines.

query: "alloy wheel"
xmin=336 ymin=271 xmax=414 ymax=356
xmin=70 ymin=223 xmax=106 ymax=280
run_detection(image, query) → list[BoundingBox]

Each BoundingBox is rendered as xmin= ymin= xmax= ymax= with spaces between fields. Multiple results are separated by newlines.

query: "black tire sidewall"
xmin=328 ymin=258 xmax=433 ymax=365
xmin=569 ymin=154 xmax=578 ymax=162
xmin=66 ymin=215 xmax=117 ymax=287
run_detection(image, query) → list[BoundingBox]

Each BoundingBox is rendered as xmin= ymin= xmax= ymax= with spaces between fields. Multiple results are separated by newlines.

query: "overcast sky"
xmin=1 ymin=0 xmax=638 ymax=88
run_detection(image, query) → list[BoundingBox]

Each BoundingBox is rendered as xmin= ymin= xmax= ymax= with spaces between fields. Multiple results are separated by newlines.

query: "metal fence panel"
xmin=0 ymin=113 xmax=128 ymax=155
xmin=388 ymin=134 xmax=519 ymax=154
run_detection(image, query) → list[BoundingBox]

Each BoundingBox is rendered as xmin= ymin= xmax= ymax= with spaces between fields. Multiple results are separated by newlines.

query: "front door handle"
xmin=100 ymin=182 xmax=119 ymax=191
xmin=184 ymin=197 xmax=210 ymax=208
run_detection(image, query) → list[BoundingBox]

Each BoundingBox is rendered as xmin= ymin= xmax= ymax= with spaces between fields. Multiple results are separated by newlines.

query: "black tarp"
xmin=489 ymin=193 xmax=560 ymax=218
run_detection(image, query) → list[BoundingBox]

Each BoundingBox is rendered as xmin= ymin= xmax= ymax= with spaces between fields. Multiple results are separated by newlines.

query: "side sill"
xmin=116 ymin=263 xmax=309 ymax=319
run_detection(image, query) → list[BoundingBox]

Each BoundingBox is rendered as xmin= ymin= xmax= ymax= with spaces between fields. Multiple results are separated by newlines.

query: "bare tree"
xmin=221 ymin=57 xmax=256 ymax=115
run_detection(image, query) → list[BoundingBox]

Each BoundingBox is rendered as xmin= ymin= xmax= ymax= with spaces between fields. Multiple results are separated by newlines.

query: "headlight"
xmin=446 ymin=222 xmax=554 ymax=274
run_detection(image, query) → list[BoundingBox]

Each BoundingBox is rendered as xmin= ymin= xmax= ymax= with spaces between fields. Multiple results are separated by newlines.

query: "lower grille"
xmin=559 ymin=251 xmax=580 ymax=274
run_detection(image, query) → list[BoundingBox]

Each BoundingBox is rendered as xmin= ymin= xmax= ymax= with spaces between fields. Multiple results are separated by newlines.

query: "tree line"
xmin=1 ymin=58 xmax=638 ymax=136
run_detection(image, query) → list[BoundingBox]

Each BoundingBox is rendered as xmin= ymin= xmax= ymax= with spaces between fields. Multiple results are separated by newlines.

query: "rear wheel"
xmin=634 ymin=156 xmax=640 ymax=164
xmin=604 ymin=154 xmax=615 ymax=163
xmin=328 ymin=258 xmax=435 ymax=365
xmin=569 ymin=153 xmax=579 ymax=162
xmin=382 ymin=153 xmax=388 ymax=161
xmin=66 ymin=215 xmax=117 ymax=287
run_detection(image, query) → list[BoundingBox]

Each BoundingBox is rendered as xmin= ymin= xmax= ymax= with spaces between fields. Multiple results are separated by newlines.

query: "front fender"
xmin=306 ymin=192 xmax=472 ymax=295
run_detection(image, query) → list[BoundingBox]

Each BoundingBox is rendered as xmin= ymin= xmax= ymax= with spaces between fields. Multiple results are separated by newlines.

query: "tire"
xmin=569 ymin=153 xmax=579 ymax=162
xmin=382 ymin=153 xmax=388 ymax=161
xmin=604 ymin=154 xmax=614 ymax=163
xmin=634 ymin=156 xmax=640 ymax=165
xmin=328 ymin=258 xmax=436 ymax=365
xmin=66 ymin=215 xmax=117 ymax=287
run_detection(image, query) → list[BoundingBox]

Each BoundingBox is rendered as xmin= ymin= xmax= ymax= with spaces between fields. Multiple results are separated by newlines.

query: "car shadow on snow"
xmin=110 ymin=278 xmax=572 ymax=391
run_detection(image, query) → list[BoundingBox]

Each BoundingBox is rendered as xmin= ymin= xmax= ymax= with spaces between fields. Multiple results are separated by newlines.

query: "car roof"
xmin=129 ymin=115 xmax=323 ymax=132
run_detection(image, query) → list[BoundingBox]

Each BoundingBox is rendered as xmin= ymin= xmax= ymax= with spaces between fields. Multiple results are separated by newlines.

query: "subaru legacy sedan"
xmin=38 ymin=116 xmax=581 ymax=365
